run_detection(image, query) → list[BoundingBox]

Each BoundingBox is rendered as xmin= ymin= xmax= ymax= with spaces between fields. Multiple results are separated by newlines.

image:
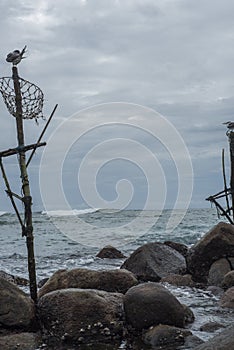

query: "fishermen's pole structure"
xmin=12 ymin=65 xmax=37 ymax=302
xmin=228 ymin=131 xmax=234 ymax=221
xmin=0 ymin=47 xmax=56 ymax=303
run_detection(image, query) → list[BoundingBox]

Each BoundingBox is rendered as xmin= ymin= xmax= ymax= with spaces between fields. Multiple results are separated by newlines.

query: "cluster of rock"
xmin=0 ymin=221 xmax=233 ymax=349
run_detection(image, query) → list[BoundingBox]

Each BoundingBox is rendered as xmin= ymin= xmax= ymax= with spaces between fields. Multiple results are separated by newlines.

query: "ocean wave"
xmin=0 ymin=211 xmax=7 ymax=216
xmin=41 ymin=208 xmax=100 ymax=217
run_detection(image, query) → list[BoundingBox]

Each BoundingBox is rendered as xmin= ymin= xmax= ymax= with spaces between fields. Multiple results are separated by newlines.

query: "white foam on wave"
xmin=41 ymin=208 xmax=100 ymax=217
xmin=0 ymin=211 xmax=7 ymax=216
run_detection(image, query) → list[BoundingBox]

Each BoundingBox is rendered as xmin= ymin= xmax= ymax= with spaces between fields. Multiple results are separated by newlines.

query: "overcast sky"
xmin=0 ymin=0 xmax=234 ymax=212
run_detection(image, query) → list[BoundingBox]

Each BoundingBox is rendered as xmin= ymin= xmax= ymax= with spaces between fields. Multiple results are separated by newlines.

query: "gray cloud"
xmin=0 ymin=0 xmax=234 ymax=211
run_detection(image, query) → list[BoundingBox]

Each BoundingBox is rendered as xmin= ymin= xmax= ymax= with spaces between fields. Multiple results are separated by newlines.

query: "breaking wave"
xmin=41 ymin=208 xmax=100 ymax=217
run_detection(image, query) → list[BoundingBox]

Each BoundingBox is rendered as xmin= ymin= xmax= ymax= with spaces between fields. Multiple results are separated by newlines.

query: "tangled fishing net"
xmin=0 ymin=76 xmax=44 ymax=121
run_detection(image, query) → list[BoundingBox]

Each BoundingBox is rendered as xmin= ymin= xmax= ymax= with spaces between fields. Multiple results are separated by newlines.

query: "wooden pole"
xmin=12 ymin=66 xmax=37 ymax=302
xmin=222 ymin=148 xmax=231 ymax=214
xmin=229 ymin=131 xmax=234 ymax=222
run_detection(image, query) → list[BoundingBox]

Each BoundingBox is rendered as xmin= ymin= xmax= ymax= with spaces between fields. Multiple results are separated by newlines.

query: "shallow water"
xmin=0 ymin=208 xmax=233 ymax=349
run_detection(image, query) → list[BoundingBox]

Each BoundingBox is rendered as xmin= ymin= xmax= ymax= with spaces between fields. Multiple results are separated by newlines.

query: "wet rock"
xmin=96 ymin=245 xmax=126 ymax=259
xmin=184 ymin=335 xmax=204 ymax=348
xmin=207 ymin=258 xmax=231 ymax=286
xmin=0 ymin=270 xmax=29 ymax=286
xmin=219 ymin=286 xmax=234 ymax=308
xmin=182 ymin=304 xmax=195 ymax=324
xmin=0 ymin=277 xmax=35 ymax=329
xmin=121 ymin=242 xmax=186 ymax=282
xmin=0 ymin=332 xmax=42 ymax=350
xmin=38 ymin=268 xmax=137 ymax=297
xmin=143 ymin=324 xmax=192 ymax=348
xmin=206 ymin=285 xmax=224 ymax=296
xmin=129 ymin=337 xmax=149 ymax=350
xmin=124 ymin=282 xmax=189 ymax=330
xmin=222 ymin=270 xmax=234 ymax=289
xmin=200 ymin=321 xmax=225 ymax=332
xmin=38 ymin=288 xmax=124 ymax=345
xmin=193 ymin=325 xmax=234 ymax=350
xmin=161 ymin=273 xmax=196 ymax=287
xmin=186 ymin=222 xmax=234 ymax=283
xmin=164 ymin=241 xmax=188 ymax=258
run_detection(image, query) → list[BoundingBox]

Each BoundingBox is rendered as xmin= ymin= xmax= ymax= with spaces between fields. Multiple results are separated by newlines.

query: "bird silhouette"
xmin=223 ymin=121 xmax=234 ymax=129
xmin=6 ymin=46 xmax=27 ymax=65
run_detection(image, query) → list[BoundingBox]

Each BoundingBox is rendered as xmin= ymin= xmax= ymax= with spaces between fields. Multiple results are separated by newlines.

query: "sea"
xmin=0 ymin=208 xmax=233 ymax=348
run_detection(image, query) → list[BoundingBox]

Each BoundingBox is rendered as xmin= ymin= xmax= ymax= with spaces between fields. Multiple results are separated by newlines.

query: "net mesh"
xmin=0 ymin=76 xmax=44 ymax=120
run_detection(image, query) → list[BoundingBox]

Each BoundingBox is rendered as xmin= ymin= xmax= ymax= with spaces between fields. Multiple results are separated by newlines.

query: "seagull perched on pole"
xmin=223 ymin=121 xmax=234 ymax=130
xmin=6 ymin=45 xmax=27 ymax=65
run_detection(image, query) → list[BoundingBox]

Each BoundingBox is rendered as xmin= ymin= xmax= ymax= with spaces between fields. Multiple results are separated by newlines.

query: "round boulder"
xmin=38 ymin=268 xmax=137 ymax=297
xmin=38 ymin=288 xmax=124 ymax=345
xmin=124 ymin=282 xmax=189 ymax=330
xmin=0 ymin=277 xmax=35 ymax=329
xmin=219 ymin=287 xmax=234 ymax=308
xmin=121 ymin=242 xmax=186 ymax=282
xmin=207 ymin=258 xmax=231 ymax=286
xmin=96 ymin=245 xmax=126 ymax=259
xmin=186 ymin=222 xmax=234 ymax=283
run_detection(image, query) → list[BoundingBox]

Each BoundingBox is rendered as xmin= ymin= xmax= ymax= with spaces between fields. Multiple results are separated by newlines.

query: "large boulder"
xmin=123 ymin=282 xmax=190 ymax=330
xmin=38 ymin=288 xmax=124 ymax=345
xmin=96 ymin=245 xmax=126 ymax=259
xmin=121 ymin=242 xmax=186 ymax=282
xmin=193 ymin=325 xmax=234 ymax=350
xmin=186 ymin=222 xmax=234 ymax=282
xmin=0 ymin=277 xmax=35 ymax=329
xmin=143 ymin=324 xmax=192 ymax=348
xmin=219 ymin=287 xmax=234 ymax=308
xmin=0 ymin=332 xmax=42 ymax=350
xmin=207 ymin=258 xmax=231 ymax=286
xmin=38 ymin=268 xmax=137 ymax=297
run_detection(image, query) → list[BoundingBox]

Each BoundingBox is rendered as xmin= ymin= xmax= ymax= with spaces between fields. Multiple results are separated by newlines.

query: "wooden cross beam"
xmin=0 ymin=142 xmax=46 ymax=158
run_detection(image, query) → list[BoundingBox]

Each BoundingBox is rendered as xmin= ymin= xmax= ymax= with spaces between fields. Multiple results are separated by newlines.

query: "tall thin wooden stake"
xmin=222 ymin=148 xmax=231 ymax=214
xmin=12 ymin=66 xmax=37 ymax=302
xmin=229 ymin=131 xmax=234 ymax=221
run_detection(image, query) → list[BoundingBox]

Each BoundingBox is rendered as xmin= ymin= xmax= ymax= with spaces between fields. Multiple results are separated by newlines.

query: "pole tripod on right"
xmin=206 ymin=123 xmax=234 ymax=224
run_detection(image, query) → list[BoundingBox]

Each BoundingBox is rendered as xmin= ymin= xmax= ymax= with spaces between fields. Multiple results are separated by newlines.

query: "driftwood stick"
xmin=26 ymin=103 xmax=58 ymax=167
xmin=207 ymin=196 xmax=234 ymax=224
xmin=0 ymin=158 xmax=25 ymax=229
xmin=5 ymin=190 xmax=23 ymax=201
